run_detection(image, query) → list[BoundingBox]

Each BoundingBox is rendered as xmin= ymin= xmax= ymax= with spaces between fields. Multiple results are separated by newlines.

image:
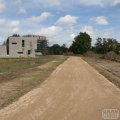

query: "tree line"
xmin=49 ymin=44 xmax=68 ymax=55
xmin=49 ymin=32 xmax=120 ymax=55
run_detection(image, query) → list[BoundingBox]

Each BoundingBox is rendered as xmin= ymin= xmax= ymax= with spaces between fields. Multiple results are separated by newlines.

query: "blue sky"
xmin=0 ymin=0 xmax=120 ymax=46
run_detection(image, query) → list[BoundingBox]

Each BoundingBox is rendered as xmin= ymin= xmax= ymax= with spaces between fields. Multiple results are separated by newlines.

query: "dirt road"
xmin=0 ymin=57 xmax=120 ymax=120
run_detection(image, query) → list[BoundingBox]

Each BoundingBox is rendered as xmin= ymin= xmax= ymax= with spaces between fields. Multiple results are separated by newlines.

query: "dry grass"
xmin=0 ymin=56 xmax=61 ymax=83
xmin=0 ymin=56 xmax=68 ymax=109
xmin=82 ymin=57 xmax=120 ymax=88
xmin=103 ymin=51 xmax=120 ymax=61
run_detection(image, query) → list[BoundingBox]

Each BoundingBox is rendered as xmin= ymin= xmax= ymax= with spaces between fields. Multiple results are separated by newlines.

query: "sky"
xmin=0 ymin=0 xmax=120 ymax=46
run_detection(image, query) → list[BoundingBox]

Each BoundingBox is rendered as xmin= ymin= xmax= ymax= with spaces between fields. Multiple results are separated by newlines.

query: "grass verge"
xmin=82 ymin=57 xmax=120 ymax=88
xmin=0 ymin=56 xmax=61 ymax=83
xmin=0 ymin=55 xmax=68 ymax=109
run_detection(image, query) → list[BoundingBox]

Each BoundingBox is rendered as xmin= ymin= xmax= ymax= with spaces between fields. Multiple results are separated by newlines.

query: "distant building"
xmin=0 ymin=34 xmax=48 ymax=57
xmin=0 ymin=45 xmax=7 ymax=57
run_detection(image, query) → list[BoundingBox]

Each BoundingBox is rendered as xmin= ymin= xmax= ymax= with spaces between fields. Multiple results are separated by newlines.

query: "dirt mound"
xmin=84 ymin=51 xmax=98 ymax=58
xmin=103 ymin=51 xmax=119 ymax=61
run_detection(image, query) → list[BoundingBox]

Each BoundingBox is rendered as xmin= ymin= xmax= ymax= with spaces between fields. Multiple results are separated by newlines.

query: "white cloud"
xmin=36 ymin=26 xmax=62 ymax=38
xmin=0 ymin=19 xmax=20 ymax=44
xmin=15 ymin=0 xmax=111 ymax=7
xmin=112 ymin=0 xmax=120 ymax=5
xmin=56 ymin=0 xmax=113 ymax=7
xmin=9 ymin=20 xmax=20 ymax=27
xmin=12 ymin=27 xmax=19 ymax=33
xmin=57 ymin=15 xmax=79 ymax=26
xmin=9 ymin=0 xmax=61 ymax=10
xmin=4 ymin=0 xmax=120 ymax=14
xmin=75 ymin=0 xmax=104 ymax=6
xmin=0 ymin=19 xmax=6 ymax=25
xmin=28 ymin=12 xmax=52 ymax=23
xmin=65 ymin=0 xmax=120 ymax=7
xmin=91 ymin=16 xmax=109 ymax=25
xmin=0 ymin=19 xmax=20 ymax=35
xmin=81 ymin=26 xmax=95 ymax=36
xmin=35 ymin=26 xmax=62 ymax=45
xmin=66 ymin=0 xmax=120 ymax=7
xmin=7 ymin=0 xmax=104 ymax=8
xmin=15 ymin=0 xmax=22 ymax=4
xmin=0 ymin=19 xmax=20 ymax=28
xmin=100 ymin=28 xmax=115 ymax=38
xmin=0 ymin=1 xmax=6 ymax=13
xmin=70 ymin=33 xmax=76 ymax=41
xmin=19 ymin=7 xmax=27 ymax=14
xmin=37 ymin=0 xmax=61 ymax=7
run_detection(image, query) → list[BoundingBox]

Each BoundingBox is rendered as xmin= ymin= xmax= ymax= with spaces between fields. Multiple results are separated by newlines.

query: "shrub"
xmin=103 ymin=51 xmax=119 ymax=61
xmin=84 ymin=51 xmax=98 ymax=58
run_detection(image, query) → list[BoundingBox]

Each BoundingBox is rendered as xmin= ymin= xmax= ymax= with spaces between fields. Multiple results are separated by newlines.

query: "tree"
xmin=115 ymin=43 xmax=120 ymax=54
xmin=61 ymin=44 xmax=68 ymax=54
xmin=12 ymin=34 xmax=20 ymax=37
xmin=95 ymin=38 xmax=103 ymax=54
xmin=94 ymin=38 xmax=120 ymax=54
xmin=70 ymin=32 xmax=92 ymax=54
xmin=49 ymin=44 xmax=61 ymax=55
xmin=49 ymin=44 xmax=68 ymax=55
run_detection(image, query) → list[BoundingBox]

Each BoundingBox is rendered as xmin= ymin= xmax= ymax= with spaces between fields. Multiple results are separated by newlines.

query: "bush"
xmin=66 ymin=52 xmax=74 ymax=56
xmin=84 ymin=51 xmax=98 ymax=58
xmin=103 ymin=51 xmax=119 ymax=61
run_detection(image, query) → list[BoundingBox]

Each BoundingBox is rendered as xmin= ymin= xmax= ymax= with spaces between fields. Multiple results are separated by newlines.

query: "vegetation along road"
xmin=0 ymin=57 xmax=120 ymax=120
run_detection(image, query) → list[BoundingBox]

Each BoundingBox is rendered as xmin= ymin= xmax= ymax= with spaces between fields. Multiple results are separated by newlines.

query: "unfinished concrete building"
xmin=0 ymin=34 xmax=48 ymax=57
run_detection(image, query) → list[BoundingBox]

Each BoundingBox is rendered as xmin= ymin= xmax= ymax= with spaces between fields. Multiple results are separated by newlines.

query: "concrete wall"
xmin=0 ymin=35 xmax=47 ymax=58
xmin=9 ymin=36 xmax=38 ymax=57
xmin=0 ymin=45 xmax=7 ymax=57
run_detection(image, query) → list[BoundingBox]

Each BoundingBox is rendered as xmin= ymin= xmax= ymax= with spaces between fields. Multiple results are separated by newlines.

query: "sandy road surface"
xmin=0 ymin=57 xmax=120 ymax=120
